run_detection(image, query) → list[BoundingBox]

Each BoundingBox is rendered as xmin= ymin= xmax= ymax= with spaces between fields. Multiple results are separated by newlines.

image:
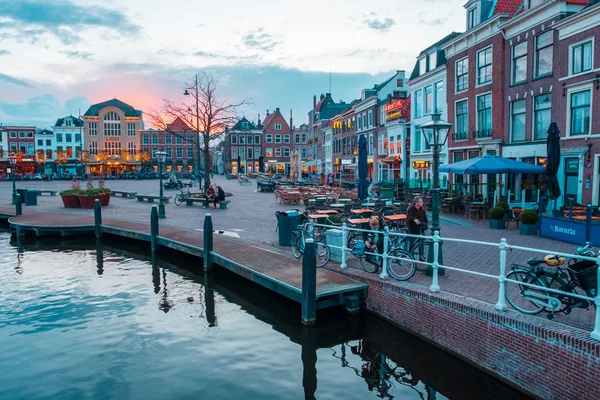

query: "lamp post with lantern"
xmin=420 ymin=113 xmax=452 ymax=275
xmin=156 ymin=150 xmax=167 ymax=219
xmin=9 ymin=155 xmax=18 ymax=204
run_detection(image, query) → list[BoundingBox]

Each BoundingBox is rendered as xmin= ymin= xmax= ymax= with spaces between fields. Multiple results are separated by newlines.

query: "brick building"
xmin=223 ymin=116 xmax=263 ymax=174
xmin=1 ymin=126 xmax=36 ymax=173
xmin=262 ymin=108 xmax=292 ymax=174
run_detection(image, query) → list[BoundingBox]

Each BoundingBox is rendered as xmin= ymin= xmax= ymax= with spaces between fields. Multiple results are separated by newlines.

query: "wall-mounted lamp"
xmin=562 ymin=82 xmax=566 ymax=97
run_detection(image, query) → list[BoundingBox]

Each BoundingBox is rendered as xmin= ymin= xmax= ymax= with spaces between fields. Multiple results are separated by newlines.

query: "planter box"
xmin=489 ymin=219 xmax=506 ymax=229
xmin=520 ymin=223 xmax=538 ymax=236
xmin=78 ymin=195 xmax=103 ymax=209
xmin=101 ymin=193 xmax=111 ymax=206
xmin=61 ymin=195 xmax=80 ymax=208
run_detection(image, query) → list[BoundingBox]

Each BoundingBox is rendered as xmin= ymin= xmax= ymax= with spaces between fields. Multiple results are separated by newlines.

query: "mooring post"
xmin=302 ymin=238 xmax=317 ymax=325
xmin=94 ymin=199 xmax=102 ymax=239
xmin=15 ymin=194 xmax=22 ymax=216
xmin=203 ymin=213 xmax=213 ymax=271
xmin=150 ymin=205 xmax=159 ymax=252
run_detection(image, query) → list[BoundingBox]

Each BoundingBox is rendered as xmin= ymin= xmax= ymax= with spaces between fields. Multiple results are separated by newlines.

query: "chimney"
xmin=257 ymin=114 xmax=261 ymax=126
xmin=276 ymin=107 xmax=280 ymax=113
xmin=290 ymin=109 xmax=293 ymax=131
xmin=320 ymin=94 xmax=325 ymax=100
xmin=325 ymin=93 xmax=331 ymax=99
xmin=266 ymin=109 xmax=270 ymax=116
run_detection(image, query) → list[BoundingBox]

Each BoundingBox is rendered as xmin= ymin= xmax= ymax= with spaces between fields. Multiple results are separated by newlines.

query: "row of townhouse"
xmin=406 ymin=0 xmax=600 ymax=206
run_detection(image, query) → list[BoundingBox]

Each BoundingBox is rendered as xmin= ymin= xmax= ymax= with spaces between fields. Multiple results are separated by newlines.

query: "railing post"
xmin=94 ymin=198 xmax=102 ymax=239
xmin=203 ymin=213 xmax=214 ymax=271
xmin=495 ymin=238 xmax=508 ymax=311
xmin=429 ymin=231 xmax=441 ymax=292
xmin=340 ymin=223 xmax=348 ymax=270
xmin=150 ymin=205 xmax=159 ymax=252
xmin=302 ymin=238 xmax=317 ymax=325
xmin=591 ymin=256 xmax=600 ymax=340
xmin=309 ymin=219 xmax=315 ymax=238
xmin=15 ymin=194 xmax=22 ymax=216
xmin=380 ymin=226 xmax=389 ymax=279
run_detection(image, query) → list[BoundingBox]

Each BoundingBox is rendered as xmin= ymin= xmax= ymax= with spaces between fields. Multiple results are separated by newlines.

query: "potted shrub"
xmin=97 ymin=175 xmax=111 ymax=206
xmin=519 ymin=209 xmax=539 ymax=235
xmin=489 ymin=206 xmax=506 ymax=229
xmin=60 ymin=180 xmax=82 ymax=208
xmin=78 ymin=177 xmax=103 ymax=209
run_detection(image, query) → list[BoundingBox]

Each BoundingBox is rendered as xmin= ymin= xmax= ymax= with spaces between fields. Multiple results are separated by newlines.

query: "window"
xmin=283 ymin=147 xmax=290 ymax=157
xmin=187 ymin=148 xmax=193 ymax=158
xmin=37 ymin=139 xmax=43 ymax=146
xmin=10 ymin=143 xmax=16 ymax=152
xmin=56 ymin=133 xmax=63 ymax=142
xmin=275 ymin=134 xmax=281 ymax=144
xmin=127 ymin=123 xmax=136 ymax=136
xmin=419 ymin=58 xmax=426 ymax=75
xmin=143 ymin=135 xmax=149 ymax=144
xmin=415 ymin=90 xmax=422 ymax=117
xmin=456 ymin=58 xmax=468 ymax=92
xmin=75 ymin=134 xmax=81 ymax=143
xmin=105 ymin=141 xmax=121 ymax=156
xmin=275 ymin=124 xmax=282 ymax=130
xmin=19 ymin=143 xmax=26 ymax=153
xmin=266 ymin=148 xmax=273 ymax=157
xmin=295 ymin=134 xmax=300 ymax=144
xmin=266 ymin=134 xmax=272 ymax=143
xmin=231 ymin=135 xmax=237 ymax=144
xmin=89 ymin=142 xmax=98 ymax=155
xmin=368 ymin=111 xmax=373 ymax=127
xmin=284 ymin=134 xmax=290 ymax=144
xmin=247 ymin=135 xmax=253 ymax=144
xmin=254 ymin=147 xmax=260 ymax=157
xmin=46 ymin=149 xmax=52 ymax=159
xmin=27 ymin=132 xmax=33 ymax=138
xmin=103 ymin=112 xmax=121 ymax=136
xmin=247 ymin=147 xmax=253 ymax=159
xmin=535 ymin=31 xmax=553 ymax=78
xmin=362 ymin=114 xmax=367 ymax=129
xmin=301 ymin=148 xmax=307 ymax=159
xmin=176 ymin=148 xmax=183 ymax=158
xmin=46 ymin=140 xmax=51 ymax=146
xmin=512 ymin=42 xmax=527 ymax=84
xmin=358 ymin=115 xmax=363 ymax=130
xmin=428 ymin=52 xmax=437 ymax=70
xmin=66 ymin=133 xmax=72 ymax=143
xmin=255 ymin=135 xmax=261 ymax=144
xmin=413 ymin=125 xmax=421 ymax=153
xmin=434 ymin=81 xmax=444 ymax=113
xmin=534 ymin=94 xmax=552 ymax=140
xmin=571 ymin=40 xmax=593 ymax=75
xmin=239 ymin=135 xmax=245 ymax=144
xmin=166 ymin=148 xmax=172 ymax=158
xmin=477 ymin=47 xmax=492 ymax=85
xmin=27 ymin=143 xmax=34 ymax=154
xmin=19 ymin=131 xmax=25 ymax=138
xmin=455 ymin=100 xmax=468 ymax=140
xmin=128 ymin=142 xmax=136 ymax=155
xmin=468 ymin=7 xmax=477 ymax=29
xmin=89 ymin=123 xmax=98 ymax=136
xmin=152 ymin=135 xmax=158 ymax=145
xmin=477 ymin=93 xmax=492 ymax=132
xmin=424 ymin=86 xmax=433 ymax=114
xmin=9 ymin=131 xmax=16 ymax=138
xmin=570 ymin=89 xmax=591 ymax=136
xmin=275 ymin=148 xmax=281 ymax=157
xmin=176 ymin=136 xmax=183 ymax=144
xmin=165 ymin=135 xmax=172 ymax=145
xmin=511 ymin=100 xmax=526 ymax=142
xmin=231 ymin=147 xmax=238 ymax=159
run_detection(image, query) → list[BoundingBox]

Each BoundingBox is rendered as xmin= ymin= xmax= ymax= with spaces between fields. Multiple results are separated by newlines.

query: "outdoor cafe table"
xmin=384 ymin=214 xmax=407 ymax=222
xmin=348 ymin=218 xmax=371 ymax=225
xmin=570 ymin=215 xmax=600 ymax=221
xmin=338 ymin=198 xmax=352 ymax=203
xmin=307 ymin=214 xmax=328 ymax=220
xmin=316 ymin=209 xmax=339 ymax=215
xmin=329 ymin=203 xmax=346 ymax=209
xmin=362 ymin=203 xmax=376 ymax=207
xmin=351 ymin=208 xmax=374 ymax=215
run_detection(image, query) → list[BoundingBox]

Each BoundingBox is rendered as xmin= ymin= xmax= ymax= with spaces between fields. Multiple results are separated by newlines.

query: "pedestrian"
xmin=406 ymin=197 xmax=428 ymax=260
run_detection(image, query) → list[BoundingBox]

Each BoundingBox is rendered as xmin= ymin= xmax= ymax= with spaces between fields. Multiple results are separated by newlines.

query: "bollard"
xmin=340 ymin=223 xmax=348 ymax=269
xmin=94 ymin=199 xmax=102 ymax=239
xmin=301 ymin=238 xmax=317 ymax=325
xmin=150 ymin=205 xmax=159 ymax=252
xmin=15 ymin=194 xmax=22 ymax=216
xmin=203 ymin=213 xmax=214 ymax=271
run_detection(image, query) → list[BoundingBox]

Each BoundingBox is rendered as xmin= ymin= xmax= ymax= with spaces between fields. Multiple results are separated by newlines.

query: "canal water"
xmin=0 ymin=232 xmax=532 ymax=400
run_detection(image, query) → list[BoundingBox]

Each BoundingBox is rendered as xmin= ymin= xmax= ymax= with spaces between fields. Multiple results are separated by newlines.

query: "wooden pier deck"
xmin=1 ymin=208 xmax=367 ymax=316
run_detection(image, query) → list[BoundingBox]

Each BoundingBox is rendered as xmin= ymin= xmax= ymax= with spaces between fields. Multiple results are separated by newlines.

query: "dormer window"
xmin=428 ymin=52 xmax=437 ymax=70
xmin=419 ymin=58 xmax=427 ymax=75
xmin=468 ymin=7 xmax=477 ymax=29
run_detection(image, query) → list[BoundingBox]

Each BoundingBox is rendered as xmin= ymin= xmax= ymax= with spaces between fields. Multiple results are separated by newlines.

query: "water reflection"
xmin=203 ymin=271 xmax=217 ymax=327
xmin=95 ymin=239 xmax=104 ymax=276
xmin=158 ymin=268 xmax=173 ymax=313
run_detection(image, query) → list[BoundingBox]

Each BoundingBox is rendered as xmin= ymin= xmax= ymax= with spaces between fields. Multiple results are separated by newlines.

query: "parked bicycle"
xmin=291 ymin=220 xmax=331 ymax=267
xmin=395 ymin=224 xmax=429 ymax=271
xmin=174 ymin=188 xmax=193 ymax=206
xmin=505 ymin=253 xmax=598 ymax=319
xmin=569 ymin=242 xmax=597 ymax=265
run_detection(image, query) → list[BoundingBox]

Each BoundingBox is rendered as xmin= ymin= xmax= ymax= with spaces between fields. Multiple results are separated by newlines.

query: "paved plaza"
xmin=1 ymin=176 xmax=594 ymax=331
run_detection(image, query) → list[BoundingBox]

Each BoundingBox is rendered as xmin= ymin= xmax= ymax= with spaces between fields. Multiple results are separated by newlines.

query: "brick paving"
xmin=0 ymin=177 xmax=596 ymax=331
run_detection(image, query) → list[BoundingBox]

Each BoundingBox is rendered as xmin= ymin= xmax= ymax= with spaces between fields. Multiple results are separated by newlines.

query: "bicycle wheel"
xmin=347 ymin=231 xmax=361 ymax=249
xmin=359 ymin=250 xmax=380 ymax=273
xmin=505 ymin=270 xmax=548 ymax=314
xmin=292 ymin=234 xmax=304 ymax=259
xmin=388 ymin=249 xmax=417 ymax=281
xmin=410 ymin=239 xmax=428 ymax=271
xmin=174 ymin=195 xmax=183 ymax=206
xmin=315 ymin=242 xmax=330 ymax=267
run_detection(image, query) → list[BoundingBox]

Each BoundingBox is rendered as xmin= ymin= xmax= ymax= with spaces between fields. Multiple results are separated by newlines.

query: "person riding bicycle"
xmin=363 ymin=216 xmax=384 ymax=268
xmin=406 ymin=197 xmax=428 ymax=260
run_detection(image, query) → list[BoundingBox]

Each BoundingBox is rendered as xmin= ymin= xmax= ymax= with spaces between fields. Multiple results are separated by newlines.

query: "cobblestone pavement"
xmin=1 ymin=177 xmax=595 ymax=331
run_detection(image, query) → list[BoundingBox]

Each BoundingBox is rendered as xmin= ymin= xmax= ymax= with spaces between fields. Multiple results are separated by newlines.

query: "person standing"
xmin=406 ymin=197 xmax=428 ymax=260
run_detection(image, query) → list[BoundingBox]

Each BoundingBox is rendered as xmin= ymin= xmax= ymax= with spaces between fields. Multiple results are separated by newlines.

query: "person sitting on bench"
xmin=213 ymin=185 xmax=225 ymax=208
xmin=203 ymin=184 xmax=216 ymax=209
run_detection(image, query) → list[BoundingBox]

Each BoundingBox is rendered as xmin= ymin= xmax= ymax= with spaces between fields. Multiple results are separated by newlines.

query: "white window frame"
xmin=475 ymin=91 xmax=493 ymax=132
xmin=275 ymin=134 xmax=282 ymax=144
xmin=275 ymin=124 xmax=282 ymax=130
xmin=476 ymin=46 xmax=492 ymax=86
xmin=568 ymin=37 xmax=594 ymax=77
xmin=511 ymin=41 xmax=528 ymax=85
xmin=266 ymin=134 xmax=272 ymax=143
xmin=534 ymin=30 xmax=553 ymax=78
xmin=455 ymin=57 xmax=468 ymax=93
xmin=510 ymin=99 xmax=527 ymax=143
xmin=453 ymin=98 xmax=469 ymax=141
xmin=566 ymin=84 xmax=593 ymax=138
xmin=467 ymin=7 xmax=477 ymax=30
xmin=414 ymin=89 xmax=422 ymax=118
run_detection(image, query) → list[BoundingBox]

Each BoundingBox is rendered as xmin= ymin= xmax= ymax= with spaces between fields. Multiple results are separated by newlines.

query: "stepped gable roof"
xmin=231 ymin=116 xmax=257 ymax=130
xmin=54 ymin=116 xmax=83 ymax=127
xmin=167 ymin=117 xmax=191 ymax=131
xmin=83 ymin=98 xmax=140 ymax=117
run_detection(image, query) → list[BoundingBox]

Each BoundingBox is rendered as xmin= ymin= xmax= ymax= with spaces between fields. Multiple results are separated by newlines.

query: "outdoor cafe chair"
xmin=506 ymin=209 xmax=519 ymax=229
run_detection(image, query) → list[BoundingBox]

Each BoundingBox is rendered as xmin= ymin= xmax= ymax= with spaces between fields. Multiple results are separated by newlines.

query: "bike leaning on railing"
xmin=291 ymin=221 xmax=331 ymax=267
xmin=505 ymin=253 xmax=598 ymax=319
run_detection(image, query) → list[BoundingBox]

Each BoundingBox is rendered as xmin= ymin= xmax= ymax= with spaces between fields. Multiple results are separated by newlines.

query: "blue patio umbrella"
xmin=439 ymin=155 xmax=546 ymax=175
xmin=357 ymin=134 xmax=369 ymax=201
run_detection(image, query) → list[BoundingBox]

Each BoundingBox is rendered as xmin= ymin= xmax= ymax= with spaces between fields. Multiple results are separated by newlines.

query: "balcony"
xmin=472 ymin=129 xmax=493 ymax=140
xmin=453 ymin=131 xmax=468 ymax=141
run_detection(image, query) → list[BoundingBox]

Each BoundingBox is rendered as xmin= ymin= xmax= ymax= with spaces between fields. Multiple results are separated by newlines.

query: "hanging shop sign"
xmin=341 ymin=159 xmax=353 ymax=165
xmin=412 ymin=161 xmax=430 ymax=169
xmin=385 ymin=99 xmax=406 ymax=122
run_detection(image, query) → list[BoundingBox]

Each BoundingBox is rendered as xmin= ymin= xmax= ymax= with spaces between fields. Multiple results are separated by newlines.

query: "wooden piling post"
xmin=94 ymin=199 xmax=102 ymax=238
xmin=15 ymin=194 xmax=22 ymax=216
xmin=302 ymin=238 xmax=317 ymax=325
xmin=203 ymin=213 xmax=213 ymax=271
xmin=151 ymin=205 xmax=159 ymax=252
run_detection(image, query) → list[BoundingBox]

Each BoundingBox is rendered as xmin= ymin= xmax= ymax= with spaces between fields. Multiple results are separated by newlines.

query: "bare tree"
xmin=147 ymin=71 xmax=251 ymax=190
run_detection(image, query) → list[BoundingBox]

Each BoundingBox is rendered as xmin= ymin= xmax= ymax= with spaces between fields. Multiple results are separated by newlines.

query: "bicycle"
xmin=392 ymin=224 xmax=429 ymax=271
xmin=505 ymin=254 xmax=598 ymax=319
xmin=568 ymin=242 xmax=597 ymax=265
xmin=291 ymin=221 xmax=331 ymax=267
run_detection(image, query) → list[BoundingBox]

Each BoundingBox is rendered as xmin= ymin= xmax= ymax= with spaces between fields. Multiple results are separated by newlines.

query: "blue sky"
xmin=0 ymin=0 xmax=465 ymax=128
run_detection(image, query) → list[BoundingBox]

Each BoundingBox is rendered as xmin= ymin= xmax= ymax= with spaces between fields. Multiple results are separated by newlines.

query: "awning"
xmin=381 ymin=155 xmax=401 ymax=163
xmin=302 ymin=160 xmax=318 ymax=167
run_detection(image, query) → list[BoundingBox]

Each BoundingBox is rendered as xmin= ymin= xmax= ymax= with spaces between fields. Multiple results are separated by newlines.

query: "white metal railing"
xmin=310 ymin=220 xmax=600 ymax=341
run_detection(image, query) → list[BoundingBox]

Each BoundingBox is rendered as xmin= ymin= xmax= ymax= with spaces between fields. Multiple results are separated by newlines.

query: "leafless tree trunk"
xmin=147 ymin=71 xmax=251 ymax=190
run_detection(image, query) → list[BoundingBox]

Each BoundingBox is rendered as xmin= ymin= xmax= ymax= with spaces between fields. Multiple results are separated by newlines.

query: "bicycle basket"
xmin=567 ymin=260 xmax=598 ymax=296
xmin=351 ymin=242 xmax=366 ymax=257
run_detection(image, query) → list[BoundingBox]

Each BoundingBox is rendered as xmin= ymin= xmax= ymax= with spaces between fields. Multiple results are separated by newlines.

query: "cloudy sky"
xmin=0 ymin=0 xmax=465 ymax=128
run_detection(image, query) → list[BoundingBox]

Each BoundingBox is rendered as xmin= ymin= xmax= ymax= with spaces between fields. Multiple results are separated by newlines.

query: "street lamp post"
xmin=184 ymin=74 xmax=203 ymax=190
xmin=9 ymin=155 xmax=17 ymax=205
xmin=421 ymin=113 xmax=452 ymax=276
xmin=156 ymin=150 xmax=167 ymax=219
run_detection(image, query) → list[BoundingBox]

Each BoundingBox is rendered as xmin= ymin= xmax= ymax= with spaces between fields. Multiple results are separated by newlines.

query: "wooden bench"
xmin=217 ymin=200 xmax=230 ymax=209
xmin=111 ymin=190 xmax=137 ymax=199
xmin=35 ymin=190 xmax=56 ymax=196
xmin=136 ymin=195 xmax=172 ymax=203
xmin=183 ymin=197 xmax=206 ymax=206
xmin=239 ymin=176 xmax=252 ymax=185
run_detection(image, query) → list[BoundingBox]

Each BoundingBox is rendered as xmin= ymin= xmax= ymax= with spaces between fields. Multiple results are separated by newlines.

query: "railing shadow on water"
xmin=6 ymin=231 xmax=531 ymax=399
xmin=311 ymin=220 xmax=600 ymax=341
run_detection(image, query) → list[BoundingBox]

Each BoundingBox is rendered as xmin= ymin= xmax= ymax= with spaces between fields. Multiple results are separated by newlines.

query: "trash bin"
xmin=25 ymin=189 xmax=38 ymax=206
xmin=16 ymin=188 xmax=27 ymax=203
xmin=276 ymin=210 xmax=301 ymax=246
xmin=326 ymin=228 xmax=343 ymax=262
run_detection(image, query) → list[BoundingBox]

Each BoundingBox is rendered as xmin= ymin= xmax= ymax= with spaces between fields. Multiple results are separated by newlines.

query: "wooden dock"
xmin=1 ymin=207 xmax=367 ymax=322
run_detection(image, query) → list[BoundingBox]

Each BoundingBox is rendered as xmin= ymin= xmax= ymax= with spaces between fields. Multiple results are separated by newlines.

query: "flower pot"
xmin=519 ymin=223 xmax=538 ymax=236
xmin=78 ymin=195 xmax=103 ymax=209
xmin=101 ymin=193 xmax=110 ymax=206
xmin=489 ymin=219 xmax=506 ymax=229
xmin=61 ymin=195 xmax=80 ymax=208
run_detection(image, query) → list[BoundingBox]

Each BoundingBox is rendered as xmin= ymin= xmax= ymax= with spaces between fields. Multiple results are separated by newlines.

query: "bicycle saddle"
xmin=544 ymin=254 xmax=566 ymax=266
xmin=526 ymin=258 xmax=546 ymax=267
